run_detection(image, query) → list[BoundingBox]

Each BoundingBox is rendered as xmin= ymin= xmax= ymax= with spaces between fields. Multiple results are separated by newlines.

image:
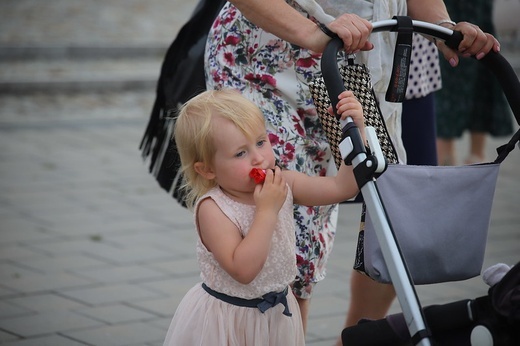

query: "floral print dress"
xmin=205 ymin=1 xmax=338 ymax=299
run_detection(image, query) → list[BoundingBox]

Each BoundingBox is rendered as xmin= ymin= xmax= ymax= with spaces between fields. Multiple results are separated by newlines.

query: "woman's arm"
xmin=406 ymin=0 xmax=451 ymax=24
xmin=230 ymin=0 xmax=329 ymax=51
xmin=407 ymin=0 xmax=500 ymax=66
xmin=229 ymin=0 xmax=373 ymax=53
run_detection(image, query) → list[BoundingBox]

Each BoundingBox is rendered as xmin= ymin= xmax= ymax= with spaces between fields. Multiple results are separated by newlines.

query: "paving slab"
xmin=62 ymin=322 xmax=165 ymax=346
xmin=0 ymin=311 xmax=103 ymax=338
xmin=0 ymin=335 xmax=87 ymax=346
xmin=4 ymin=294 xmax=87 ymax=313
xmin=74 ymin=304 xmax=158 ymax=324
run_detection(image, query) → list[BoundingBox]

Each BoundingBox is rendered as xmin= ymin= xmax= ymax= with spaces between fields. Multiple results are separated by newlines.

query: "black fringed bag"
xmin=139 ymin=0 xmax=226 ymax=206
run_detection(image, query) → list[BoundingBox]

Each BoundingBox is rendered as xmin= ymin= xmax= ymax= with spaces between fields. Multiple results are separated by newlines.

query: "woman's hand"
xmin=328 ymin=14 xmax=374 ymax=54
xmin=436 ymin=21 xmax=500 ymax=67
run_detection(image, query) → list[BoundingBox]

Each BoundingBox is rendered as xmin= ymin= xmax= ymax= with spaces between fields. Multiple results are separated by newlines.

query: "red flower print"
xmin=284 ymin=143 xmax=294 ymax=161
xmin=284 ymin=142 xmax=295 ymax=155
xmin=260 ymin=74 xmax=276 ymax=87
xmin=319 ymin=167 xmax=327 ymax=176
xmin=225 ymin=35 xmax=241 ymax=45
xmin=315 ymin=150 xmax=326 ymax=163
xmin=244 ymin=73 xmax=276 ymax=87
xmin=212 ymin=71 xmax=221 ymax=83
xmin=296 ymin=57 xmax=318 ymax=68
xmin=268 ymin=133 xmax=280 ymax=146
xmin=224 ymin=52 xmax=235 ymax=65
xmin=293 ymin=121 xmax=305 ymax=137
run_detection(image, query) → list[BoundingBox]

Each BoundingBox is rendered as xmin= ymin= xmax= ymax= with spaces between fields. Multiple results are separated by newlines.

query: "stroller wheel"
xmin=471 ymin=325 xmax=493 ymax=346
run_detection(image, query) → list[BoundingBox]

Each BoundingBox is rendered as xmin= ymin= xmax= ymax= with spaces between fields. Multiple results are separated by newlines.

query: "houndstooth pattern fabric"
xmin=310 ymin=63 xmax=399 ymax=169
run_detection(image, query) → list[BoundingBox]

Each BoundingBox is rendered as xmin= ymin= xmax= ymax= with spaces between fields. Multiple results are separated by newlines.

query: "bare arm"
xmin=197 ymin=168 xmax=287 ymax=285
xmin=230 ymin=0 xmax=373 ymax=53
xmin=407 ymin=0 xmax=500 ymax=66
xmin=406 ymin=0 xmax=451 ymax=24
xmin=230 ymin=0 xmax=328 ymax=52
xmin=284 ymin=160 xmax=359 ymax=207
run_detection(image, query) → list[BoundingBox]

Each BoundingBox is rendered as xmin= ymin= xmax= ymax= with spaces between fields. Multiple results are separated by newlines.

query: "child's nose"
xmin=251 ymin=149 xmax=265 ymax=164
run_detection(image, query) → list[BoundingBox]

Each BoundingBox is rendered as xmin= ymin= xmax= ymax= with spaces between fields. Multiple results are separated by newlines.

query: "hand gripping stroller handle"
xmin=322 ymin=19 xmax=520 ymax=128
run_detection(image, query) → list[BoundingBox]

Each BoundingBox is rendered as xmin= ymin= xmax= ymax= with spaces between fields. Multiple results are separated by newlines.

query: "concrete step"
xmin=0 ymin=43 xmax=518 ymax=95
xmin=0 ymin=60 xmax=161 ymax=94
xmin=0 ymin=90 xmax=156 ymax=124
xmin=0 ymin=45 xmax=166 ymax=94
xmin=0 ymin=44 xmax=167 ymax=60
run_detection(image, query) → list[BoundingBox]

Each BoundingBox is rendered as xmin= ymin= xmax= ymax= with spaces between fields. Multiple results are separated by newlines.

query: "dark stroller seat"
xmin=341 ymin=262 xmax=520 ymax=345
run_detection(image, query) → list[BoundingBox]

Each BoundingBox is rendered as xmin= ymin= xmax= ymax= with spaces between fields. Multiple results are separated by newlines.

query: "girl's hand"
xmin=253 ymin=166 xmax=287 ymax=214
xmin=336 ymin=90 xmax=364 ymax=127
xmin=333 ymin=90 xmax=366 ymax=144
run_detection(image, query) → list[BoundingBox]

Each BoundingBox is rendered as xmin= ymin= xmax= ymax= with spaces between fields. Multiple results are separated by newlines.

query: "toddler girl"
xmin=163 ymin=89 xmax=365 ymax=345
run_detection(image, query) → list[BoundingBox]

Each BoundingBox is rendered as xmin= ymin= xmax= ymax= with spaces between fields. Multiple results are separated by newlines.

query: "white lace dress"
xmin=163 ymin=187 xmax=304 ymax=346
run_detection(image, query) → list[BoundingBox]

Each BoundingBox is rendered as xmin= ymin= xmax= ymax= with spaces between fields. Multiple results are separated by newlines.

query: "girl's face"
xmin=208 ymin=115 xmax=275 ymax=202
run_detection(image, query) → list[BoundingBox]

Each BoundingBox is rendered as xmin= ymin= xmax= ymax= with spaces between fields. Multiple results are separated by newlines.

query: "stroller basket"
xmin=317 ymin=19 xmax=520 ymax=345
xmin=364 ymin=162 xmax=499 ymax=285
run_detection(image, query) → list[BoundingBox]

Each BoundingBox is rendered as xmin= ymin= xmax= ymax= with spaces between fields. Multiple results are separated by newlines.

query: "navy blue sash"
xmin=202 ymin=283 xmax=292 ymax=316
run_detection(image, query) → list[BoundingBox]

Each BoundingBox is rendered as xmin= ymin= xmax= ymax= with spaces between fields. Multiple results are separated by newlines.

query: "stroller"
xmin=318 ymin=19 xmax=520 ymax=345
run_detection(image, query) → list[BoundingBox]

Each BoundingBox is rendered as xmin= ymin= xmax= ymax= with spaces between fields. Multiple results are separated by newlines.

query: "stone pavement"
xmin=0 ymin=1 xmax=519 ymax=345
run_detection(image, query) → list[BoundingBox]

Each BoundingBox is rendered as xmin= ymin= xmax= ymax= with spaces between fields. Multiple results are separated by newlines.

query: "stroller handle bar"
xmin=322 ymin=19 xmax=520 ymax=128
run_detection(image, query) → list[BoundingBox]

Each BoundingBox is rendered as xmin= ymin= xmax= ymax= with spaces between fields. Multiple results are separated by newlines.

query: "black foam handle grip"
xmin=444 ymin=30 xmax=463 ymax=50
xmin=321 ymin=37 xmax=347 ymax=121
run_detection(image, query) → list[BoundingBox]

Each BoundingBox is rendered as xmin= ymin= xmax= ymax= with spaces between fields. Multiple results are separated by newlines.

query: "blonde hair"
xmin=174 ymin=89 xmax=265 ymax=209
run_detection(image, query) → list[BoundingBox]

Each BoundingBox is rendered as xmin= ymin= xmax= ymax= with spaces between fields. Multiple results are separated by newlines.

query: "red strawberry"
xmin=249 ymin=168 xmax=266 ymax=184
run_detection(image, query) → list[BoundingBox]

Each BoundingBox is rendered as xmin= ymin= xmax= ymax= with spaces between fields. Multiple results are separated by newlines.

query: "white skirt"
xmin=163 ymin=283 xmax=305 ymax=346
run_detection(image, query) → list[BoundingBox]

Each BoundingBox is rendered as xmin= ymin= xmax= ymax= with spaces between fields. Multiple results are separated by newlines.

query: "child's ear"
xmin=194 ymin=162 xmax=216 ymax=180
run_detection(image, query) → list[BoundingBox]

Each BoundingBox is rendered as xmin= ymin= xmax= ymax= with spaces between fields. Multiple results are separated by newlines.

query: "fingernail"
xmin=449 ymin=58 xmax=457 ymax=67
xmin=476 ymin=52 xmax=485 ymax=60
